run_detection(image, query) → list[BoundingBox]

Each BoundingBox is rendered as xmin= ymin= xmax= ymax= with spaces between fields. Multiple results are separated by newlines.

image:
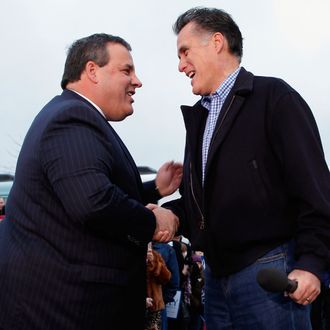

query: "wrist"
xmin=155 ymin=185 xmax=162 ymax=196
xmin=154 ymin=181 xmax=164 ymax=197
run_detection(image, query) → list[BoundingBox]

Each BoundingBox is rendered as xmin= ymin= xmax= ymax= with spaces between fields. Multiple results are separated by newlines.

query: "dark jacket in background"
xmin=153 ymin=242 xmax=180 ymax=304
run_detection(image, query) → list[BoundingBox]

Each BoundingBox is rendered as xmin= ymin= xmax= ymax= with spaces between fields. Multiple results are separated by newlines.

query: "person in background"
xmin=188 ymin=252 xmax=205 ymax=330
xmin=145 ymin=242 xmax=172 ymax=330
xmin=168 ymin=239 xmax=192 ymax=330
xmin=165 ymin=6 xmax=330 ymax=330
xmin=0 ymin=33 xmax=181 ymax=330
xmin=152 ymin=242 xmax=180 ymax=330
xmin=0 ymin=197 xmax=5 ymax=216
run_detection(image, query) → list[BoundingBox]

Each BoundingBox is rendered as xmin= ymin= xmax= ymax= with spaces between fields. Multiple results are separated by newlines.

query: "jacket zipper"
xmin=189 ymin=95 xmax=236 ymax=231
xmin=189 ymin=162 xmax=206 ymax=230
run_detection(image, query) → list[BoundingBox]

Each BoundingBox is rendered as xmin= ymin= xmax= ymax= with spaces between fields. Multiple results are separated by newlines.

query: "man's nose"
xmin=178 ymin=58 xmax=186 ymax=73
xmin=133 ymin=75 xmax=142 ymax=88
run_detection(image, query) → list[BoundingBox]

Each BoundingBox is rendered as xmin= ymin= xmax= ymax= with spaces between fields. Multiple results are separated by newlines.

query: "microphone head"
xmin=256 ymin=268 xmax=289 ymax=293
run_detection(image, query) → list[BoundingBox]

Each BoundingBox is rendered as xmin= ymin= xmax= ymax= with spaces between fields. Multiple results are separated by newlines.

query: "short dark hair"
xmin=173 ymin=7 xmax=243 ymax=61
xmin=61 ymin=33 xmax=131 ymax=89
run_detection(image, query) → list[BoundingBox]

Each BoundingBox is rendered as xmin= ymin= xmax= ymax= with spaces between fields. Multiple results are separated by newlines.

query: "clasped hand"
xmin=146 ymin=203 xmax=179 ymax=242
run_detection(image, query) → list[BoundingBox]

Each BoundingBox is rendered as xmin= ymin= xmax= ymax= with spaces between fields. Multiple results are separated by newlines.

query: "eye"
xmin=184 ymin=49 xmax=189 ymax=57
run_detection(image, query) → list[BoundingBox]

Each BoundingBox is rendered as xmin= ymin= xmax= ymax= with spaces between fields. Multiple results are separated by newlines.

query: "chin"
xmin=192 ymin=87 xmax=202 ymax=96
xmin=193 ymin=86 xmax=210 ymax=96
xmin=113 ymin=110 xmax=133 ymax=122
xmin=191 ymin=82 xmax=202 ymax=95
xmin=122 ymin=108 xmax=134 ymax=120
xmin=127 ymin=107 xmax=134 ymax=116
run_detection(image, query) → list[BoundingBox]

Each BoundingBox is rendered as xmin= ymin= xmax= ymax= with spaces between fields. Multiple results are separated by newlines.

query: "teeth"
xmin=127 ymin=92 xmax=133 ymax=96
xmin=188 ymin=71 xmax=195 ymax=79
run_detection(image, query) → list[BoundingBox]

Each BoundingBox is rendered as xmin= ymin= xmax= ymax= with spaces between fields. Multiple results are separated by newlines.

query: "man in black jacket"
xmin=165 ymin=7 xmax=330 ymax=329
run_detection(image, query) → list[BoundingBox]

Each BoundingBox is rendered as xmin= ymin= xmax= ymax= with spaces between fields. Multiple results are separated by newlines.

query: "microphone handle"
xmin=286 ymin=279 xmax=298 ymax=293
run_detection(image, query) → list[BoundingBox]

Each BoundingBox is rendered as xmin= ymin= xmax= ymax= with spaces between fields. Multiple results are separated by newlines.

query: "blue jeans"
xmin=161 ymin=308 xmax=167 ymax=330
xmin=204 ymin=242 xmax=312 ymax=329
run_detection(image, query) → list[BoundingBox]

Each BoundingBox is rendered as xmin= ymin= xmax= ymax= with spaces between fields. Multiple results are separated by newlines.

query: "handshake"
xmin=146 ymin=203 xmax=179 ymax=242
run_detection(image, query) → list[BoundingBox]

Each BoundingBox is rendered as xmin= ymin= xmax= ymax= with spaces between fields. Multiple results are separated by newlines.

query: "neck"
xmin=212 ymin=57 xmax=240 ymax=92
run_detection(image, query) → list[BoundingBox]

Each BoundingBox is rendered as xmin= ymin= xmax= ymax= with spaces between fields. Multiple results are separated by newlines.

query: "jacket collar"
xmin=181 ymin=67 xmax=254 ymax=184
xmin=181 ymin=67 xmax=254 ymax=120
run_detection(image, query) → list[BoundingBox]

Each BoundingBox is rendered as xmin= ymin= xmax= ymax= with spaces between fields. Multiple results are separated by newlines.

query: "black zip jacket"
xmin=165 ymin=67 xmax=330 ymax=278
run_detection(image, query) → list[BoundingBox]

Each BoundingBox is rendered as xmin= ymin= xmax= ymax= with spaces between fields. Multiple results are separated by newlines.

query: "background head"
xmin=61 ymin=33 xmax=131 ymax=89
xmin=173 ymin=7 xmax=243 ymax=62
xmin=0 ymin=197 xmax=5 ymax=210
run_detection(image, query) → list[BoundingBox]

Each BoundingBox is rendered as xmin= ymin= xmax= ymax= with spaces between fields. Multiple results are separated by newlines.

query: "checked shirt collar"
xmin=200 ymin=67 xmax=240 ymax=184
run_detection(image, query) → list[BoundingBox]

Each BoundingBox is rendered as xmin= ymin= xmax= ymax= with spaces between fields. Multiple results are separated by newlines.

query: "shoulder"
xmin=39 ymin=92 xmax=108 ymax=132
xmin=252 ymin=75 xmax=296 ymax=96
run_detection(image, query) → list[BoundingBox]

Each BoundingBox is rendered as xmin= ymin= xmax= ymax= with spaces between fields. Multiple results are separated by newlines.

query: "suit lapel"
xmin=108 ymin=124 xmax=143 ymax=189
xmin=62 ymin=89 xmax=143 ymax=192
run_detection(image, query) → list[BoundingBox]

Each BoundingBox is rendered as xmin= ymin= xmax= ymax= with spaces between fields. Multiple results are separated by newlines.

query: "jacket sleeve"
xmin=269 ymin=88 xmax=330 ymax=278
xmin=142 ymin=180 xmax=162 ymax=204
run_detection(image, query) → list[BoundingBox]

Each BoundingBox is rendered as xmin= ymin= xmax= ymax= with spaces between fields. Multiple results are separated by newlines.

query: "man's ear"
xmin=212 ymin=32 xmax=225 ymax=53
xmin=85 ymin=61 xmax=99 ymax=83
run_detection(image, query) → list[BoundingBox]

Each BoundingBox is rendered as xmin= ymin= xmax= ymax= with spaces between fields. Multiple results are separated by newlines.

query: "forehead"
xmin=106 ymin=43 xmax=134 ymax=66
xmin=177 ymin=22 xmax=205 ymax=52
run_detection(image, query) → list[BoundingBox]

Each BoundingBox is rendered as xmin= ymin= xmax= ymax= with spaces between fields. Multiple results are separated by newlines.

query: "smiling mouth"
xmin=187 ymin=71 xmax=195 ymax=79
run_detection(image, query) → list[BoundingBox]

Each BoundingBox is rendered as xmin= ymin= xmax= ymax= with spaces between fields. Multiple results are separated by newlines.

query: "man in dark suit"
xmin=0 ymin=33 xmax=181 ymax=330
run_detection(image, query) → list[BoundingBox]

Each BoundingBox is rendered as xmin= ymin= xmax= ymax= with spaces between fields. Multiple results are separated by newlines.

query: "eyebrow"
xmin=122 ymin=63 xmax=134 ymax=71
xmin=177 ymin=45 xmax=188 ymax=58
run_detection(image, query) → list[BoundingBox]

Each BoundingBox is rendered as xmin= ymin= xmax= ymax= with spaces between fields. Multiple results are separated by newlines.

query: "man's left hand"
xmin=155 ymin=161 xmax=183 ymax=197
xmin=288 ymin=269 xmax=321 ymax=305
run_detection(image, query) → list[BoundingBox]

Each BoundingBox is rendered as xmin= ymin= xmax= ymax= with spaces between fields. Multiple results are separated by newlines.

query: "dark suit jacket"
xmin=0 ymin=90 xmax=157 ymax=329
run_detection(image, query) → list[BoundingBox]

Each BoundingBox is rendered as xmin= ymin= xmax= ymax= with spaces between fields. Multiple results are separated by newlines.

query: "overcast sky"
xmin=1 ymin=0 xmax=329 ymax=174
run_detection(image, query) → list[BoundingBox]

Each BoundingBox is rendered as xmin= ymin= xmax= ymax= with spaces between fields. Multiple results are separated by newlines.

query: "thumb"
xmin=146 ymin=203 xmax=158 ymax=210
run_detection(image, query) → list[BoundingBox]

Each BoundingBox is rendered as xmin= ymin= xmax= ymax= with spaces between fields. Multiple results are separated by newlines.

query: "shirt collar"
xmin=68 ymin=89 xmax=106 ymax=119
xmin=202 ymin=66 xmax=241 ymax=104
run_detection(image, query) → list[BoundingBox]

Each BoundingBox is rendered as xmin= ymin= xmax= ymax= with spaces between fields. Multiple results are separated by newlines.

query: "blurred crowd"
xmin=144 ymin=234 xmax=330 ymax=330
xmin=145 ymin=236 xmax=205 ymax=330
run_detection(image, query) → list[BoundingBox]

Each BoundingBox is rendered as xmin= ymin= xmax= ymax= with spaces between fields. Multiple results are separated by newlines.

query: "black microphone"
xmin=256 ymin=268 xmax=298 ymax=293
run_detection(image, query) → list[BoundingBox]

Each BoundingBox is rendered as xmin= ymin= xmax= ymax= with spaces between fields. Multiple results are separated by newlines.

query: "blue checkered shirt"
xmin=201 ymin=67 xmax=240 ymax=183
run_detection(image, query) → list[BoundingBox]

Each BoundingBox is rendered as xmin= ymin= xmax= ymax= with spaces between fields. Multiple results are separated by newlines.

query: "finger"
xmin=152 ymin=231 xmax=162 ymax=241
xmin=292 ymin=293 xmax=314 ymax=305
xmin=146 ymin=203 xmax=158 ymax=210
xmin=163 ymin=161 xmax=173 ymax=170
xmin=159 ymin=231 xmax=171 ymax=242
xmin=173 ymin=162 xmax=183 ymax=168
xmin=302 ymin=290 xmax=320 ymax=305
xmin=301 ymin=296 xmax=314 ymax=305
xmin=152 ymin=230 xmax=169 ymax=242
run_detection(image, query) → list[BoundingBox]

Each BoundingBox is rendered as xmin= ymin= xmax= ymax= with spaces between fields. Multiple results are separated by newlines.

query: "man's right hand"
xmin=146 ymin=203 xmax=179 ymax=242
